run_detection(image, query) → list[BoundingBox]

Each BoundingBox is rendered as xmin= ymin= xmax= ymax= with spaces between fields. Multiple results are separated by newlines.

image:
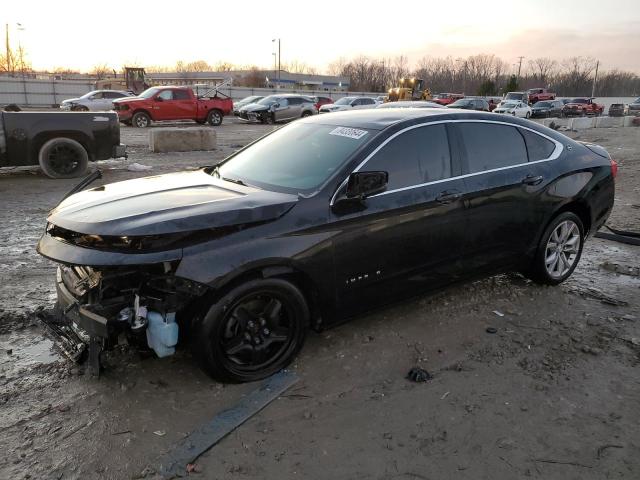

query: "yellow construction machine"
xmin=387 ymin=78 xmax=432 ymax=102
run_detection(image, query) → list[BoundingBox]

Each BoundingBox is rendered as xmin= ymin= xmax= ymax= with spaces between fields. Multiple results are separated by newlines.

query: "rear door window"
xmin=173 ymin=89 xmax=191 ymax=100
xmin=458 ymin=123 xmax=528 ymax=173
xmin=520 ymin=129 xmax=556 ymax=161
xmin=364 ymin=124 xmax=452 ymax=190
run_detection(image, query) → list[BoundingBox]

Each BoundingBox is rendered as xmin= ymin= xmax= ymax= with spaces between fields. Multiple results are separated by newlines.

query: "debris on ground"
xmin=485 ymin=327 xmax=498 ymax=334
xmin=492 ymin=310 xmax=505 ymax=317
xmin=406 ymin=367 xmax=433 ymax=382
xmin=127 ymin=162 xmax=153 ymax=172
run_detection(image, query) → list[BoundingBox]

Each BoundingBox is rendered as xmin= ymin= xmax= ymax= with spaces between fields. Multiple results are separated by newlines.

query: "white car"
xmin=493 ymin=100 xmax=532 ymax=118
xmin=319 ymin=96 xmax=378 ymax=113
xmin=60 ymin=90 xmax=134 ymax=111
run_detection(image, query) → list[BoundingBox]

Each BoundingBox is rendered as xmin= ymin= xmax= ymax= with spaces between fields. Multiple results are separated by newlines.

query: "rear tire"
xmin=207 ymin=109 xmax=223 ymax=126
xmin=192 ymin=278 xmax=309 ymax=383
xmin=301 ymin=111 xmax=312 ymax=118
xmin=525 ymin=112 xmax=531 ymax=118
xmin=525 ymin=212 xmax=584 ymax=285
xmin=38 ymin=137 xmax=89 ymax=179
xmin=132 ymin=111 xmax=151 ymax=128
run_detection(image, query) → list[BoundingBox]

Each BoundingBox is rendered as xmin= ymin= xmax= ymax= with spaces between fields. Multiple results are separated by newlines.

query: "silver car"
xmin=238 ymin=94 xmax=317 ymax=123
xmin=60 ymin=90 xmax=134 ymax=111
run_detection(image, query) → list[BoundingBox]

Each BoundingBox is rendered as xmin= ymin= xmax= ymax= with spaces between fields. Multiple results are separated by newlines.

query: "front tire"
xmin=301 ymin=111 xmax=312 ymax=118
xmin=525 ymin=111 xmax=531 ymax=118
xmin=207 ymin=109 xmax=223 ymax=126
xmin=526 ymin=212 xmax=584 ymax=285
xmin=132 ymin=111 xmax=151 ymax=128
xmin=193 ymin=278 xmax=309 ymax=383
xmin=38 ymin=137 xmax=89 ymax=179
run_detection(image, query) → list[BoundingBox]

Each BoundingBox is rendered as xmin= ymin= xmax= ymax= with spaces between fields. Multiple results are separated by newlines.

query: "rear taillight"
xmin=610 ymin=159 xmax=618 ymax=179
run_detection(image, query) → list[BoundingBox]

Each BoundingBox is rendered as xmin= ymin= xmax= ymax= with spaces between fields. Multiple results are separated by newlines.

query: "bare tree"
xmin=528 ymin=57 xmax=557 ymax=85
xmin=90 ymin=64 xmax=111 ymax=80
xmin=186 ymin=60 xmax=212 ymax=72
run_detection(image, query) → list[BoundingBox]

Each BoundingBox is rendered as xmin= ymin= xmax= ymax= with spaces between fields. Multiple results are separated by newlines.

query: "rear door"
xmin=331 ymin=122 xmax=468 ymax=314
xmin=454 ymin=121 xmax=559 ymax=270
xmin=286 ymin=97 xmax=303 ymax=119
xmin=172 ymin=89 xmax=196 ymax=119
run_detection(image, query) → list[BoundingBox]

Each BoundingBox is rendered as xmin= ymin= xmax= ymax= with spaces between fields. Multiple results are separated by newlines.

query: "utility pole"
xmin=5 ymin=23 xmax=11 ymax=74
xmin=278 ymin=38 xmax=281 ymax=88
xmin=591 ymin=60 xmax=599 ymax=98
xmin=516 ymin=56 xmax=524 ymax=81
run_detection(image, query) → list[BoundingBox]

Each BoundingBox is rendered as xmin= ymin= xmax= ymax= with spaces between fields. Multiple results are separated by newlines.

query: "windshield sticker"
xmin=329 ymin=127 xmax=368 ymax=140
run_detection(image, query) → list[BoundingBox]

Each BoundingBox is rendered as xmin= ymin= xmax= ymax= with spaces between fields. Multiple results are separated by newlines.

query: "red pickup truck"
xmin=527 ymin=88 xmax=556 ymax=104
xmin=561 ymin=98 xmax=604 ymax=117
xmin=112 ymin=86 xmax=233 ymax=127
xmin=432 ymin=93 xmax=464 ymax=106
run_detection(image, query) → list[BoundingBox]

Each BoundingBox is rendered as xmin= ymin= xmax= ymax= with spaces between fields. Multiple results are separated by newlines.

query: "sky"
xmin=3 ymin=0 xmax=640 ymax=74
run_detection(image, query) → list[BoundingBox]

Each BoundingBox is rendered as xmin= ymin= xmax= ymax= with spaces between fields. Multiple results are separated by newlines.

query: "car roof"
xmin=298 ymin=108 xmax=503 ymax=130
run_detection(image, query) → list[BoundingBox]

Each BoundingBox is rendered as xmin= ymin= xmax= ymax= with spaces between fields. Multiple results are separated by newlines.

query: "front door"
xmin=274 ymin=98 xmax=290 ymax=122
xmin=330 ymin=123 xmax=468 ymax=316
xmin=153 ymin=89 xmax=176 ymax=120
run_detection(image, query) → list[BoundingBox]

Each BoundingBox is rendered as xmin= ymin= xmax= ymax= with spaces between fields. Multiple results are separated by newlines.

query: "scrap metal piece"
xmin=156 ymin=370 xmax=299 ymax=478
xmin=87 ymin=337 xmax=103 ymax=377
xmin=406 ymin=367 xmax=433 ymax=383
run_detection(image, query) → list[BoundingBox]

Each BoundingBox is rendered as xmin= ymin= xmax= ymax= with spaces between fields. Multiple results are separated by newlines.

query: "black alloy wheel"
xmin=193 ymin=278 xmax=309 ymax=383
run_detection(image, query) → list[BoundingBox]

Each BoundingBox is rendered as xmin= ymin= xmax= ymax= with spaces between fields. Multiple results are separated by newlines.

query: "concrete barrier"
xmin=149 ymin=127 xmax=217 ymax=153
xmin=623 ymin=116 xmax=639 ymax=127
xmin=542 ymin=117 xmax=570 ymax=129
xmin=569 ymin=117 xmax=595 ymax=130
xmin=595 ymin=116 xmax=624 ymax=128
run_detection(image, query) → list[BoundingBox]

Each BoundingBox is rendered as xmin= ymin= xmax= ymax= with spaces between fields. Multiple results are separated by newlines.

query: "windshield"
xmin=257 ymin=96 xmax=279 ymax=106
xmin=216 ymin=122 xmax=373 ymax=193
xmin=535 ymin=101 xmax=552 ymax=107
xmin=138 ymin=87 xmax=161 ymax=99
xmin=240 ymin=96 xmax=261 ymax=103
xmin=500 ymin=101 xmax=518 ymax=108
xmin=335 ymin=97 xmax=355 ymax=105
xmin=81 ymin=90 xmax=100 ymax=99
xmin=570 ymin=98 xmax=588 ymax=103
xmin=451 ymin=99 xmax=472 ymax=106
xmin=505 ymin=93 xmax=523 ymax=100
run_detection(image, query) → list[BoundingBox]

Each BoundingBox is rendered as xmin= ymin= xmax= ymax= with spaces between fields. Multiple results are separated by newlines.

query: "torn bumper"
xmin=56 ymin=267 xmax=111 ymax=340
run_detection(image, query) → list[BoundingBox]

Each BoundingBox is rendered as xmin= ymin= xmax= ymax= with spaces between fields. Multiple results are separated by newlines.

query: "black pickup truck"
xmin=0 ymin=111 xmax=126 ymax=178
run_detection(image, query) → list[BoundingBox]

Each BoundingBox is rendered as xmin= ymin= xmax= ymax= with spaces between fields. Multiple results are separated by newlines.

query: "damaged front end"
xmin=54 ymin=262 xmax=208 ymax=375
xmin=39 ymin=223 xmax=211 ymax=376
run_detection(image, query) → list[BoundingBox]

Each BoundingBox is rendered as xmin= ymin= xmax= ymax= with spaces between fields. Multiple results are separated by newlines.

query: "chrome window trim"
xmin=330 ymin=119 xmax=563 ymax=205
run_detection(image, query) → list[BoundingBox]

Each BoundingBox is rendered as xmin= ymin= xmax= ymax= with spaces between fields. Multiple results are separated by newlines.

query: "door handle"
xmin=436 ymin=190 xmax=461 ymax=204
xmin=521 ymin=174 xmax=543 ymax=186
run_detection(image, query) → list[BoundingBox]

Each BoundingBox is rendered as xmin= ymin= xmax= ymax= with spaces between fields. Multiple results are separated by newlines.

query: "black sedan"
xmin=447 ymin=98 xmax=490 ymax=111
xmin=531 ymin=100 xmax=565 ymax=118
xmin=37 ymin=109 xmax=616 ymax=382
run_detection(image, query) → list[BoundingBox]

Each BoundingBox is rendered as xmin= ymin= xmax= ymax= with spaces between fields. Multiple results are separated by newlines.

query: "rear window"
xmin=458 ymin=123 xmax=528 ymax=173
xmin=520 ymin=129 xmax=556 ymax=161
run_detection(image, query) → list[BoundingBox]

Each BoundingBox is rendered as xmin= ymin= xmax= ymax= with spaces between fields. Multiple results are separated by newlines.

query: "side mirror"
xmin=155 ymin=96 xmax=163 ymax=102
xmin=346 ymin=171 xmax=388 ymax=199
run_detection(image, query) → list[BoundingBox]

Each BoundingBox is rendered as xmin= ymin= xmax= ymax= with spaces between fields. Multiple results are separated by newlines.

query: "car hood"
xmin=112 ymin=96 xmax=144 ymax=105
xmin=62 ymin=97 xmax=80 ymax=104
xmin=47 ymin=170 xmax=298 ymax=236
xmin=241 ymin=103 xmax=270 ymax=112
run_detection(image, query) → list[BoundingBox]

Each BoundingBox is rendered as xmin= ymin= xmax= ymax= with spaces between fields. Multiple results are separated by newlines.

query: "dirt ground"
xmin=0 ymin=119 xmax=639 ymax=480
